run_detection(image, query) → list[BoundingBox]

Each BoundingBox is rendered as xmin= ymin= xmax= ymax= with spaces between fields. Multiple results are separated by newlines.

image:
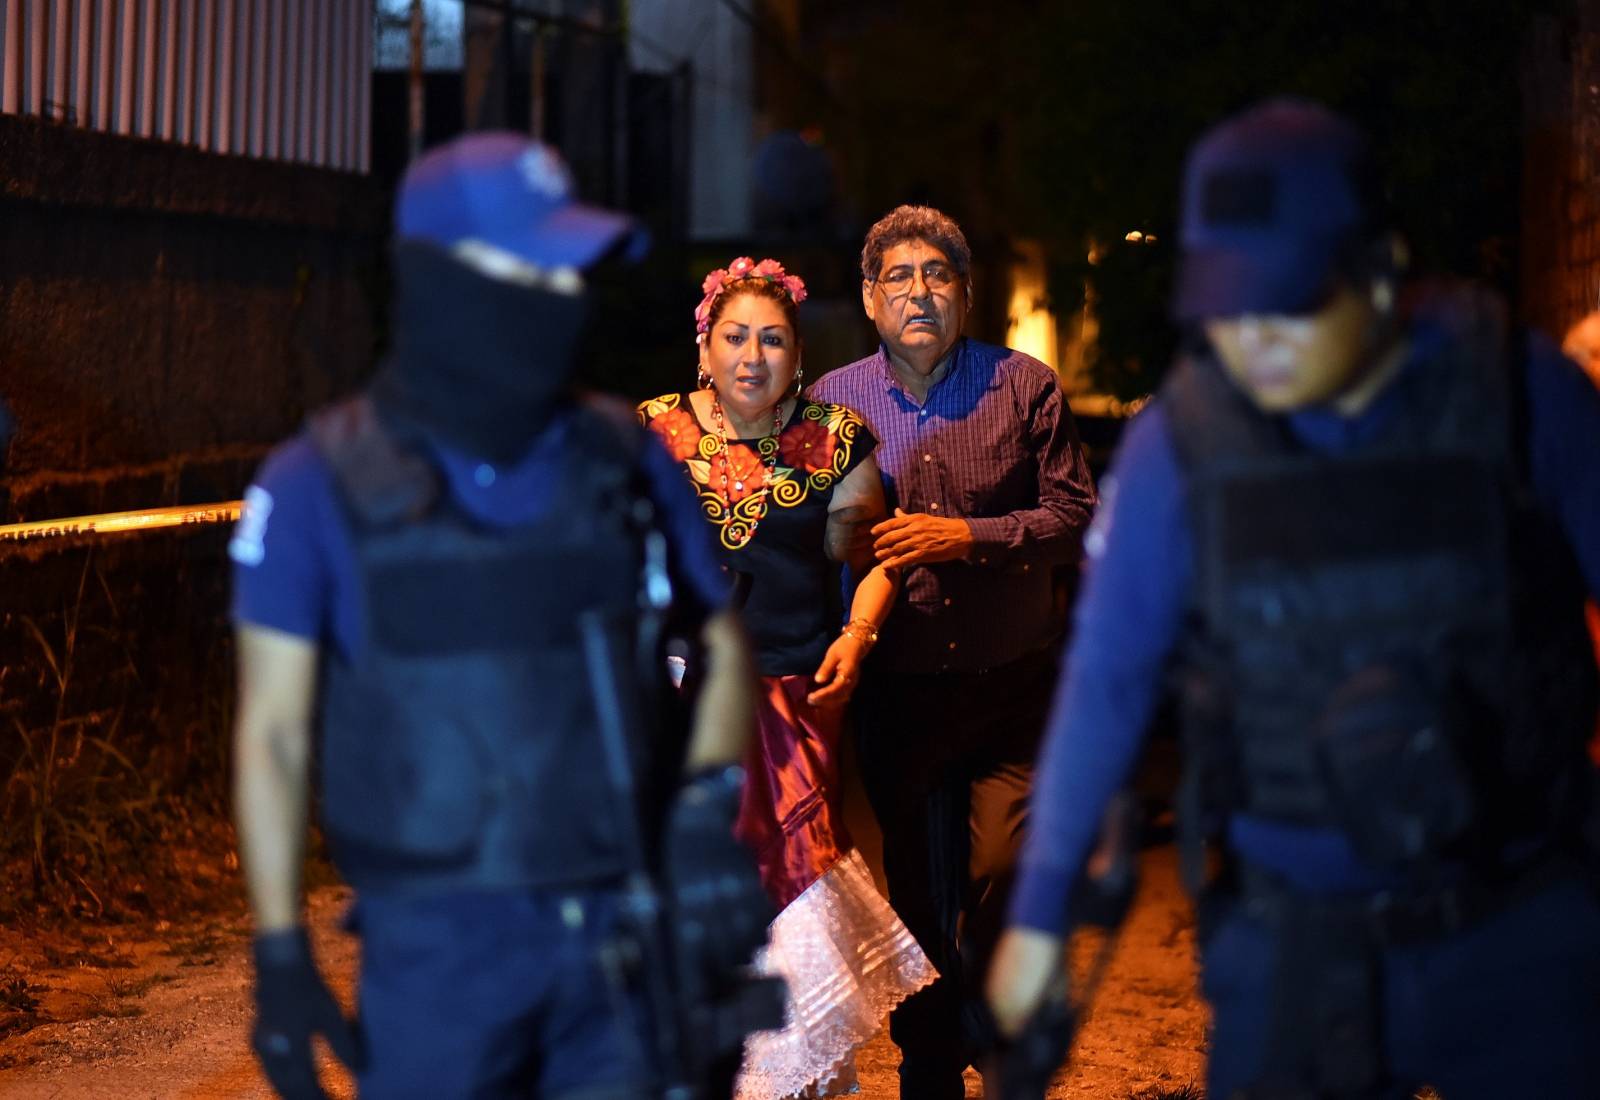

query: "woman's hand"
xmin=807 ymin=632 xmax=869 ymax=708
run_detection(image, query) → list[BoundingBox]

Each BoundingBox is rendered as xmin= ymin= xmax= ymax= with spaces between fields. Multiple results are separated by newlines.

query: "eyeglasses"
xmin=872 ymin=262 xmax=959 ymax=298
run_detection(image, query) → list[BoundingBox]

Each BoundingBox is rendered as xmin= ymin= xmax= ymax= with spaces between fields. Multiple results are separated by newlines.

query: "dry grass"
xmin=0 ymin=971 xmax=46 ymax=1040
xmin=1 ymin=535 xmax=241 ymax=931
xmin=1130 ymin=1084 xmax=1204 ymax=1100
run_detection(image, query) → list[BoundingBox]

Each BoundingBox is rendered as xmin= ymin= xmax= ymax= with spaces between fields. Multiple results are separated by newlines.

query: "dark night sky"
xmin=770 ymin=0 xmax=1546 ymax=394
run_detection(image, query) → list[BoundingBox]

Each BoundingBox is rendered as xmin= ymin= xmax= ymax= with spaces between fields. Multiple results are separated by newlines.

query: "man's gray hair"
xmin=861 ymin=205 xmax=973 ymax=282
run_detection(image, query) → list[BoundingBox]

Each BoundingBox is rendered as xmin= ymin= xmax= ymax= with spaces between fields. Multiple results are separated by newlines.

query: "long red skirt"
xmin=734 ymin=676 xmax=853 ymax=910
xmin=730 ymin=676 xmax=936 ymax=1100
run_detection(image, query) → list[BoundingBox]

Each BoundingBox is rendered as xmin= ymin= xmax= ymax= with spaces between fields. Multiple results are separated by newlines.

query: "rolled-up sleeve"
xmin=229 ymin=437 xmax=334 ymax=642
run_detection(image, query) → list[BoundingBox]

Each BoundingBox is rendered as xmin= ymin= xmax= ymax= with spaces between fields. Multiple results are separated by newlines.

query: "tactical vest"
xmin=1165 ymin=288 xmax=1597 ymax=874
xmin=308 ymin=394 xmax=656 ymax=894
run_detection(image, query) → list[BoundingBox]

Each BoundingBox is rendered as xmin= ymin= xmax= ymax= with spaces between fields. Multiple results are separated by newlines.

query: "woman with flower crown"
xmin=638 ymin=257 xmax=935 ymax=1099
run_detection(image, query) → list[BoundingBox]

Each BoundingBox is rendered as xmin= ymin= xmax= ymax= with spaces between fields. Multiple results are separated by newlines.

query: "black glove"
xmin=981 ymin=980 xmax=1078 ymax=1100
xmin=1070 ymin=792 xmax=1141 ymax=931
xmin=664 ymin=764 xmax=773 ymax=987
xmin=251 ymin=928 xmax=363 ymax=1100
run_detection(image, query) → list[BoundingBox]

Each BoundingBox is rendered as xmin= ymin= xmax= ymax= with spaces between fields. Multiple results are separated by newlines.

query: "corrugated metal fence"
xmin=0 ymin=0 xmax=371 ymax=173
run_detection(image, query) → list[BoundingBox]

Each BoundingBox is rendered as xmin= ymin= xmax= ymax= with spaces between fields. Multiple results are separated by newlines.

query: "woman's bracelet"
xmin=840 ymin=618 xmax=878 ymax=649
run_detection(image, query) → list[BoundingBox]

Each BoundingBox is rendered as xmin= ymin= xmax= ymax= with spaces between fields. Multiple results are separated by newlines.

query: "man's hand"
xmin=251 ymin=929 xmax=363 ymax=1099
xmin=807 ymin=632 xmax=868 ymax=708
xmin=666 ymin=765 xmax=773 ymax=987
xmin=985 ymin=927 xmax=1065 ymax=1040
xmin=871 ymin=507 xmax=975 ymax=570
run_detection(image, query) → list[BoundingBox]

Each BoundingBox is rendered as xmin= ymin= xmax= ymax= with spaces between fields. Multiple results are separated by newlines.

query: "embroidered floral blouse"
xmin=637 ymin=393 xmax=878 ymax=675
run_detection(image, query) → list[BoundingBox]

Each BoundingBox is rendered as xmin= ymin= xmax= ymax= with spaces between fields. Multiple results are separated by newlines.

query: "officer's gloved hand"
xmin=665 ymin=764 xmax=773 ymax=986
xmin=1070 ymin=791 xmax=1141 ymax=931
xmin=251 ymin=928 xmax=363 ymax=1100
xmin=981 ymin=978 xmax=1077 ymax=1100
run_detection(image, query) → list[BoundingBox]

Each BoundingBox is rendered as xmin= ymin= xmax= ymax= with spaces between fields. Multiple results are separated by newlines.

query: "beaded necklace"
xmin=711 ymin=395 xmax=785 ymax=547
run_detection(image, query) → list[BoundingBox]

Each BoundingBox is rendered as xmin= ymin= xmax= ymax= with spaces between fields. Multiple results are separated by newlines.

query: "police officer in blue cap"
xmin=231 ymin=132 xmax=766 ymax=1099
xmin=987 ymin=99 xmax=1600 ymax=1098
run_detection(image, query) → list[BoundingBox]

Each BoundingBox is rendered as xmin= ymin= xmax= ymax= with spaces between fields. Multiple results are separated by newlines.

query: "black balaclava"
xmin=371 ymin=240 xmax=590 ymax=464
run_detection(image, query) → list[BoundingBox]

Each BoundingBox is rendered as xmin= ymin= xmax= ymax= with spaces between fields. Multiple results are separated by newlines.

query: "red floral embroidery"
xmin=648 ymin=406 xmax=702 ymax=461
xmin=719 ymin=443 xmax=769 ymax=503
xmin=778 ymin=418 xmax=835 ymax=473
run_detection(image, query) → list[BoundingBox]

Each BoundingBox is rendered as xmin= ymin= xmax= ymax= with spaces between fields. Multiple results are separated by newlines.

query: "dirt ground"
xmin=0 ymin=886 xmax=361 ymax=1099
xmin=0 ymin=846 xmax=1206 ymax=1099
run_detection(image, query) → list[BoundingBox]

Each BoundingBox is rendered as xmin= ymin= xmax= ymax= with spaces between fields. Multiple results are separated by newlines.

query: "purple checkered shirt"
xmin=807 ymin=338 xmax=1097 ymax=673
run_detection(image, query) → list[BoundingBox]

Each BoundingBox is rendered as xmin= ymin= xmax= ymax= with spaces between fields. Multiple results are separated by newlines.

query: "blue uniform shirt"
xmin=230 ymin=404 xmax=731 ymax=658
xmin=1011 ymin=323 xmax=1600 ymax=933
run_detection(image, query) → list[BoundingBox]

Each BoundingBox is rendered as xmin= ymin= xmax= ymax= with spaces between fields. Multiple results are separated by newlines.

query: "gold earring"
xmin=697 ymin=366 xmax=714 ymax=390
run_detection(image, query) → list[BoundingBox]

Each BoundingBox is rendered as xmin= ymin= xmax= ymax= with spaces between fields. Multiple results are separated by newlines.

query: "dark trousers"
xmin=853 ymin=647 xmax=1057 ymax=1099
xmin=1202 ymin=876 xmax=1600 ymax=1099
xmin=353 ymin=887 xmax=658 ymax=1100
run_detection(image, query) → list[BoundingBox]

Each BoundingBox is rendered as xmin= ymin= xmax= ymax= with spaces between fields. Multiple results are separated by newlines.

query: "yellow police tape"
xmin=0 ymin=501 xmax=244 ymax=543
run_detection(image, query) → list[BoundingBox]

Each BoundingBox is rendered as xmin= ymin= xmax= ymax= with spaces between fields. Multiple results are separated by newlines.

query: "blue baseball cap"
xmin=396 ymin=132 xmax=644 ymax=270
xmin=1173 ymin=99 xmax=1373 ymax=321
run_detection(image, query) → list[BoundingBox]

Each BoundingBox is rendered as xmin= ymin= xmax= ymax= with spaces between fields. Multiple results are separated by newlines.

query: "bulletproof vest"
xmin=1164 ymin=287 xmax=1597 ymax=870
xmin=308 ymin=393 xmax=654 ymax=893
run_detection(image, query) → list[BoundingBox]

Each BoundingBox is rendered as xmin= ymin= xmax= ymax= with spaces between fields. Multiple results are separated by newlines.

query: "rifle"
xmin=985 ymin=791 xmax=1142 ymax=1100
xmin=581 ymin=532 xmax=781 ymax=1098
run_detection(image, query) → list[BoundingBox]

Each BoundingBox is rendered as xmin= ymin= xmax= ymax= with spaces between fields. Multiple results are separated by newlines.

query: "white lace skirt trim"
xmin=735 ymin=848 xmax=938 ymax=1100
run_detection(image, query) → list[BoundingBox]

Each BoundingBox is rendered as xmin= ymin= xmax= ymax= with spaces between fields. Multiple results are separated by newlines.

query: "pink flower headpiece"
xmin=694 ymin=256 xmax=808 ymax=343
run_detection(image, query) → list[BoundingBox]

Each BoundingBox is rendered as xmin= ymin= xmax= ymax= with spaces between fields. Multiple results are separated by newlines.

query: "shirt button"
xmin=919 ymin=409 xmax=929 ymax=418
xmin=930 ymin=502 xmax=940 ymax=511
xmin=1022 ymin=563 xmax=1030 ymax=572
xmin=947 ymin=641 xmax=958 ymax=651
xmin=922 ymin=453 xmax=933 ymax=462
xmin=943 ymin=597 xmax=952 ymax=607
xmin=978 ymin=556 xmax=988 ymax=565
xmin=474 ymin=463 xmax=496 ymax=487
